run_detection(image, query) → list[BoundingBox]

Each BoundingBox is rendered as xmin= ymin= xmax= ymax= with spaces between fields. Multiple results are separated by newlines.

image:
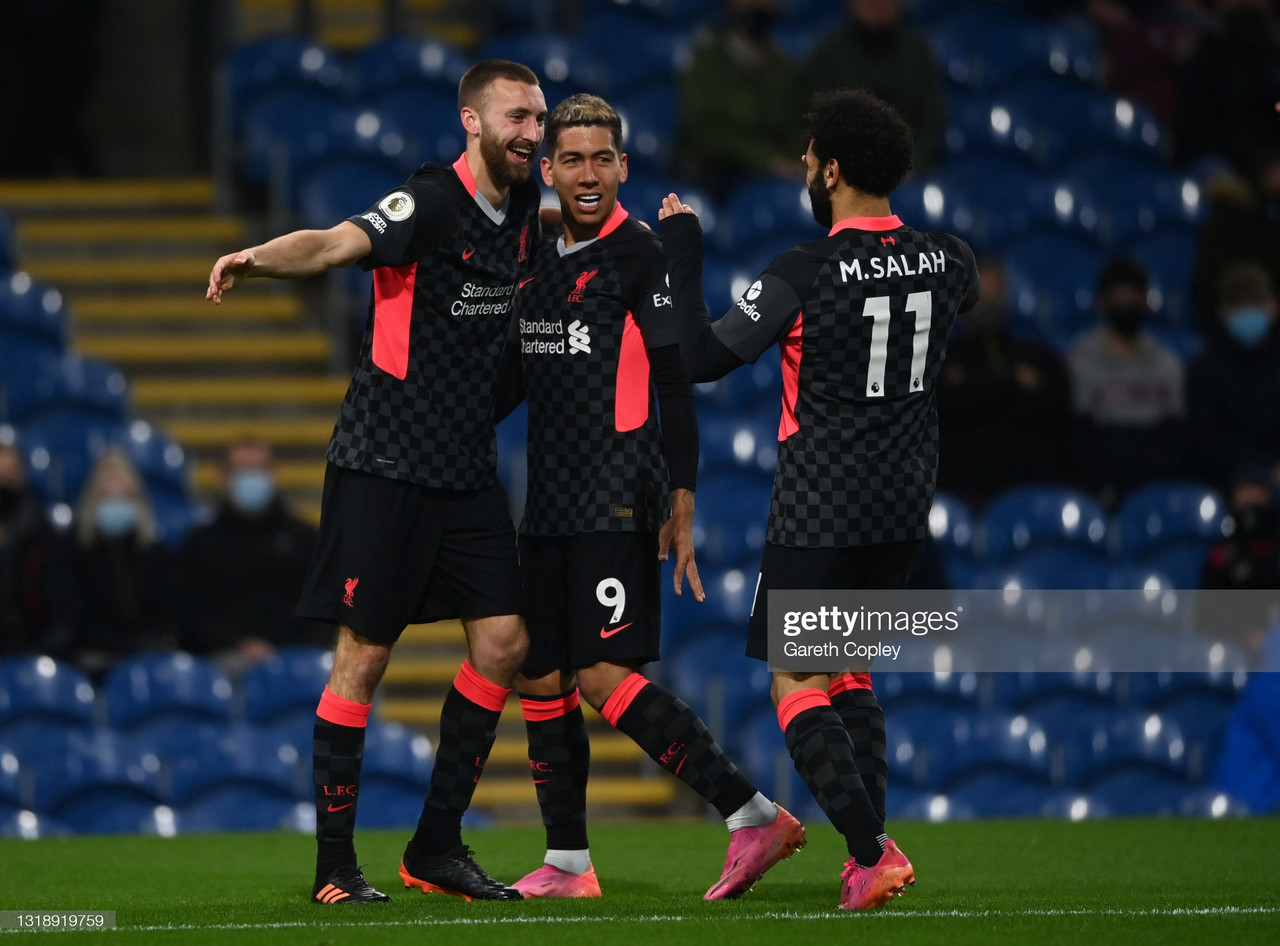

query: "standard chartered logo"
xmin=567 ymin=319 xmax=591 ymax=354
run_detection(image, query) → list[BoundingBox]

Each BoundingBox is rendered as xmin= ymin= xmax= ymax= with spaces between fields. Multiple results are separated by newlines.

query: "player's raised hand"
xmin=206 ymin=251 xmax=256 ymax=304
xmin=658 ymin=193 xmax=695 ymax=221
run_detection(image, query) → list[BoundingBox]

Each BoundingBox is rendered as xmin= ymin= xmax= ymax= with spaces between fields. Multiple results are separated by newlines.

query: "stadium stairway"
xmin=0 ymin=176 xmax=338 ymax=525
xmin=233 ymin=0 xmax=482 ymax=50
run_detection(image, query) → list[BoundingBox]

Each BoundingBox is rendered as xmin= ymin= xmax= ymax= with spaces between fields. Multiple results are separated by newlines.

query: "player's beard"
xmin=479 ymin=126 xmax=535 ymax=189
xmin=808 ymin=174 xmax=833 ymax=229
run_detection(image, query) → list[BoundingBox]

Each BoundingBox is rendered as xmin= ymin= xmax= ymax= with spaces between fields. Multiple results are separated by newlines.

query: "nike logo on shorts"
xmin=600 ymin=622 xmax=634 ymax=639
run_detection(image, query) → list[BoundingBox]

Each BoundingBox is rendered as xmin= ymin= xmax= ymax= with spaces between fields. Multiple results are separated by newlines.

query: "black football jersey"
xmin=710 ymin=214 xmax=978 ymax=547
xmin=514 ymin=205 xmax=678 ymax=536
xmin=331 ymin=155 xmax=540 ymax=489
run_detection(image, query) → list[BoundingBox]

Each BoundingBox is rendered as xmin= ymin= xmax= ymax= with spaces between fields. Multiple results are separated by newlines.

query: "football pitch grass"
xmin=2 ymin=818 xmax=1277 ymax=945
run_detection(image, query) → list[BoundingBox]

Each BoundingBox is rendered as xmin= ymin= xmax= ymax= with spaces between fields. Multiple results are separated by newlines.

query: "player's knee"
xmin=470 ymin=619 xmax=529 ymax=678
xmin=576 ymin=663 xmax=638 ymax=711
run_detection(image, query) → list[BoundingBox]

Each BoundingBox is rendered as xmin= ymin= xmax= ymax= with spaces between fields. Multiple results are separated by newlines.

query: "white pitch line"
xmin=3 ymin=905 xmax=1273 ymax=934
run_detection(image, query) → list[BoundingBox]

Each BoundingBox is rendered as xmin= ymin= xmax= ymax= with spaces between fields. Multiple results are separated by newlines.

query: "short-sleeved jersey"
xmin=330 ymin=154 xmax=541 ymax=489
xmin=514 ymin=205 xmax=678 ymax=536
xmin=713 ymin=215 xmax=978 ymax=547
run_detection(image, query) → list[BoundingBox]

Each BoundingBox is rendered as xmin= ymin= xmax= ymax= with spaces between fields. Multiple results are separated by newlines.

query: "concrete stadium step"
xmin=77 ymin=332 xmax=331 ymax=364
xmin=485 ymin=733 xmax=646 ymax=766
xmin=162 ymin=417 xmax=334 ymax=448
xmin=0 ymin=178 xmax=213 ymax=212
xmin=133 ymin=376 xmax=346 ymax=408
xmin=471 ymin=774 xmax=676 ymax=809
xmin=18 ymin=216 xmax=245 ymax=247
xmin=23 ymin=257 xmax=225 ymax=286
xmin=74 ymin=293 xmax=302 ymax=324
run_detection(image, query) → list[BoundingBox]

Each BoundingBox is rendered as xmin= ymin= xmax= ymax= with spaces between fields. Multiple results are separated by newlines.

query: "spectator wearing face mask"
xmin=1188 ymin=262 xmax=1280 ymax=489
xmin=1067 ymin=257 xmax=1187 ymax=504
xmin=70 ymin=446 xmax=177 ymax=673
xmin=0 ymin=438 xmax=77 ymax=658
xmin=178 ymin=439 xmax=329 ymax=668
xmin=936 ymin=255 xmax=1074 ymax=509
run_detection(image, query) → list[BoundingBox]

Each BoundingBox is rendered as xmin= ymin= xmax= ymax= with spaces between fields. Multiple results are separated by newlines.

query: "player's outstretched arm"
xmin=206 ymin=221 xmax=372 ymax=304
xmin=658 ymin=488 xmax=704 ymax=602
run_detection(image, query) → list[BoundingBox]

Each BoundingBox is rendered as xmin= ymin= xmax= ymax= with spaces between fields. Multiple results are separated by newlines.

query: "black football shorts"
xmin=296 ymin=463 xmax=522 ymax=643
xmin=519 ymin=531 xmax=661 ymax=678
xmin=746 ymin=539 xmax=924 ymax=662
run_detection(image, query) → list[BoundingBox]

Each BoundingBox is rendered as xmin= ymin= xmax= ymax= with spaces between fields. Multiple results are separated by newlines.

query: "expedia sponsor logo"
xmin=378 ymin=191 xmax=414 ymax=221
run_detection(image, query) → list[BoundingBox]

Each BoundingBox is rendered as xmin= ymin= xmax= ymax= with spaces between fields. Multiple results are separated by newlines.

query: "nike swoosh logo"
xmin=462 ymin=247 xmax=476 ymax=260
xmin=600 ymin=622 xmax=634 ymax=639
xmin=518 ymin=276 xmax=536 ymax=288
xmin=327 ymin=803 xmax=353 ymax=812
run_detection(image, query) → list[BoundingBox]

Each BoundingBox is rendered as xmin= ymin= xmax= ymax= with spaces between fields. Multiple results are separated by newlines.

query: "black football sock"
xmin=313 ymin=687 xmax=371 ymax=879
xmin=409 ymin=661 xmax=509 ymax=858
xmin=829 ymin=675 xmax=889 ymax=824
xmin=779 ymin=690 xmax=884 ymax=868
xmin=602 ymin=672 xmax=756 ymax=819
xmin=521 ymin=688 xmax=591 ymax=854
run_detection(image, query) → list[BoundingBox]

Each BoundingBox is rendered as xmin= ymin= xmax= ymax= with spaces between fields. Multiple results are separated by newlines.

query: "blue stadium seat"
xmin=0 ymin=655 xmax=96 ymax=729
xmin=927 ymin=490 xmax=977 ymax=566
xmin=894 ymin=792 xmax=977 ymax=822
xmin=1084 ymin=769 xmax=1189 ymax=815
xmin=31 ymin=730 xmax=165 ymax=816
xmin=937 ymin=154 xmax=1075 ymax=251
xmin=1002 ymin=234 xmax=1107 ymax=340
xmin=237 ymin=84 xmax=347 ymax=188
xmin=692 ymin=470 xmax=771 ymax=570
xmin=297 ymin=157 xmax=408 ymax=231
xmin=348 ymin=36 xmax=469 ymax=99
xmin=354 ymin=778 xmax=430 ymax=829
xmin=928 ymin=13 xmax=1099 ymax=94
xmin=698 ymin=403 xmax=778 ymax=477
xmin=1000 ymin=79 xmax=1164 ymax=168
xmin=1114 ymin=481 xmax=1226 ymax=563
xmin=368 ymin=85 xmax=466 ymax=167
xmin=1062 ymin=709 xmax=1190 ymax=787
xmin=477 ymin=33 xmax=605 ymax=103
xmin=692 ymin=348 xmax=782 ymax=416
xmin=180 ymin=784 xmax=300 ymax=833
xmin=614 ymin=82 xmax=680 ymax=173
xmin=1178 ymin=788 xmax=1251 ymax=818
xmin=660 ymin=563 xmax=759 ymax=650
xmin=988 ymin=673 xmax=1117 ymax=718
xmin=944 ymin=91 xmax=1040 ymax=166
xmin=1064 ymin=154 xmax=1202 ymax=249
xmin=926 ymin=711 xmax=1053 ymax=791
xmin=0 ymin=749 xmax=22 ymax=808
xmin=720 ymin=176 xmax=819 ymax=258
xmin=226 ymin=36 xmax=345 ymax=133
xmin=665 ymin=629 xmax=772 ymax=739
xmin=102 ymin=652 xmax=234 ymax=732
xmin=1036 ymin=790 xmax=1112 ymax=820
xmin=698 ymin=254 xmax=758 ymax=321
xmin=980 ymin=484 xmax=1109 ymax=564
xmin=1141 ymin=543 xmax=1210 ymax=590
xmin=892 ymin=173 xmax=980 ymax=247
xmin=1124 ymin=638 xmax=1249 ymax=705
xmin=55 ymin=797 xmax=177 ymax=836
xmin=1152 ymin=691 xmax=1237 ymax=776
xmin=579 ymin=9 xmax=694 ymax=94
xmin=948 ymin=772 xmax=1056 ymax=817
xmin=733 ymin=706 xmax=804 ymax=801
xmin=1131 ymin=230 xmax=1200 ymax=328
xmin=0 ymin=210 xmax=15 ymax=273
xmin=876 ymin=670 xmax=982 ymax=714
xmin=0 ymin=806 xmax=70 ymax=839
xmin=2 ymin=353 xmax=129 ymax=428
xmin=0 ymin=275 xmax=68 ymax=351
xmin=362 ymin=721 xmax=435 ymax=790
xmin=164 ymin=724 xmax=305 ymax=806
xmin=15 ymin=413 xmax=131 ymax=504
xmin=241 ymin=645 xmax=333 ymax=725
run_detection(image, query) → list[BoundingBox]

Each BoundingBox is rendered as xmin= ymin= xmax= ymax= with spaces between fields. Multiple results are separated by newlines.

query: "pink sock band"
xmin=520 ymin=688 xmax=581 ymax=722
xmin=316 ymin=686 xmax=371 ymax=728
xmin=601 ymin=673 xmax=650 ymax=727
xmin=829 ymin=672 xmax=874 ymax=696
xmin=454 ymin=660 xmax=511 ymax=712
xmin=777 ymin=688 xmax=831 ymax=732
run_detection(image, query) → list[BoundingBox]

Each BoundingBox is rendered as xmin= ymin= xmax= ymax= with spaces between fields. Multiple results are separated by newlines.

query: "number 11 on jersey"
xmin=862 ymin=290 xmax=933 ymax=398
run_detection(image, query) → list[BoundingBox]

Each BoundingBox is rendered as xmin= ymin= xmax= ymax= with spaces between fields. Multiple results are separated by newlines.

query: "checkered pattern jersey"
xmin=514 ymin=209 xmax=678 ymax=536
xmin=714 ymin=221 xmax=978 ymax=547
xmin=331 ymin=159 xmax=541 ymax=489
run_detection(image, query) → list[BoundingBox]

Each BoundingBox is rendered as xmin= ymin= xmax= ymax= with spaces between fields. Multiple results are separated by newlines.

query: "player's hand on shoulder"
xmin=206 ymin=251 xmax=255 ymax=304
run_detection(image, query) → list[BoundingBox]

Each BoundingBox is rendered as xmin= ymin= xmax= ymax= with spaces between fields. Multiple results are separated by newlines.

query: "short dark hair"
xmin=804 ymin=88 xmax=914 ymax=198
xmin=458 ymin=59 xmax=540 ymax=111
xmin=1096 ymin=256 xmax=1149 ymax=295
xmin=1219 ymin=260 xmax=1274 ymax=307
xmin=545 ymin=93 xmax=624 ymax=156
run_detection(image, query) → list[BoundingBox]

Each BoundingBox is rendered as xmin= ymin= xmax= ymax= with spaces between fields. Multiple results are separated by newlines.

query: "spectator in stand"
xmin=179 ymin=439 xmax=329 ymax=669
xmin=1187 ymin=262 xmax=1280 ymax=488
xmin=677 ymin=0 xmax=807 ymax=199
xmin=937 ymin=256 xmax=1074 ymax=509
xmin=1067 ymin=257 xmax=1186 ymax=505
xmin=70 ymin=447 xmax=177 ymax=673
xmin=0 ymin=439 xmax=76 ymax=658
xmin=1175 ymin=0 xmax=1280 ymax=175
xmin=804 ymin=0 xmax=946 ymax=173
xmin=1193 ymin=144 xmax=1280 ymax=333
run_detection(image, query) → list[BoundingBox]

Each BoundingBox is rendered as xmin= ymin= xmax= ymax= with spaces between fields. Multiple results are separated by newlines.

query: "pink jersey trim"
xmin=372 ymin=263 xmax=417 ymax=380
xmin=828 ymin=214 xmax=902 ymax=235
xmin=452 ymin=153 xmax=477 ymax=197
xmin=779 ymin=312 xmax=803 ymax=440
xmin=615 ymin=312 xmax=651 ymax=432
